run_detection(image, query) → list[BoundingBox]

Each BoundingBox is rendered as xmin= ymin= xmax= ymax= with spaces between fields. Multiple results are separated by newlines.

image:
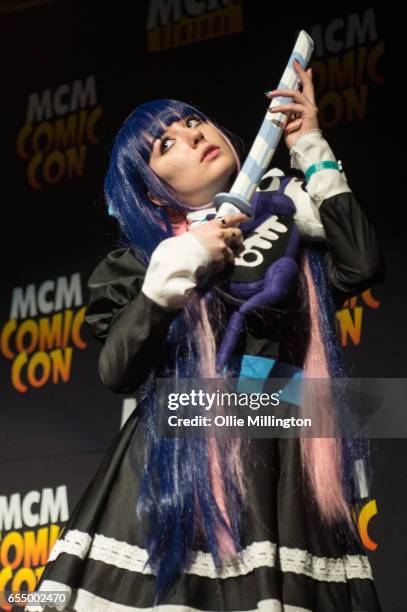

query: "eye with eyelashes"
xmin=159 ymin=116 xmax=202 ymax=155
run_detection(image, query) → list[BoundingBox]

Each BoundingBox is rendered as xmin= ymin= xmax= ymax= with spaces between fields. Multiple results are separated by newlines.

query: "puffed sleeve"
xmin=85 ymin=248 xmax=181 ymax=394
xmin=317 ymin=192 xmax=386 ymax=296
xmin=289 ymin=129 xmax=386 ymax=295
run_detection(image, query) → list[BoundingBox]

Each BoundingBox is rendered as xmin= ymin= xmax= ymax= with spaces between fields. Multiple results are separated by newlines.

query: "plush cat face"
xmin=225 ymin=179 xmax=299 ymax=298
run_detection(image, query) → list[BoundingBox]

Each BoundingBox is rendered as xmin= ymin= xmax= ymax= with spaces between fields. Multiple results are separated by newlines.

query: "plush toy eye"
xmin=259 ymin=177 xmax=273 ymax=190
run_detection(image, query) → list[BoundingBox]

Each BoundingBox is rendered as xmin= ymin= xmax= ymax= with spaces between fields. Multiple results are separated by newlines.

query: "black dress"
xmin=26 ymin=186 xmax=385 ymax=612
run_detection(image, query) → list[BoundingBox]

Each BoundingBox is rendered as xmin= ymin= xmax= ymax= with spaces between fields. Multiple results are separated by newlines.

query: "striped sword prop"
xmin=213 ymin=30 xmax=314 ymax=219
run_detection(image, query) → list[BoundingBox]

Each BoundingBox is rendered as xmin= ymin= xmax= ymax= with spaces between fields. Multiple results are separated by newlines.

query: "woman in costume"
xmin=27 ymin=61 xmax=385 ymax=611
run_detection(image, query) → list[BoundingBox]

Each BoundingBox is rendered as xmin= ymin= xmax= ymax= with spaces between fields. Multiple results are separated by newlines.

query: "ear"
xmin=147 ymin=191 xmax=166 ymax=207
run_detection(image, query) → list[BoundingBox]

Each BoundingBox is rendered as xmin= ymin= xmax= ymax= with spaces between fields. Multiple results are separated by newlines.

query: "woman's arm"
xmin=86 ymin=214 xmax=246 ymax=394
xmin=290 ymin=129 xmax=386 ymax=295
xmin=85 ymin=247 xmax=182 ymax=394
xmin=265 ymin=60 xmax=385 ymax=297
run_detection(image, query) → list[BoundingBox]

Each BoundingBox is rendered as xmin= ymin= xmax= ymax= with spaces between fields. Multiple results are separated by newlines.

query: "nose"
xmin=184 ymin=126 xmax=204 ymax=148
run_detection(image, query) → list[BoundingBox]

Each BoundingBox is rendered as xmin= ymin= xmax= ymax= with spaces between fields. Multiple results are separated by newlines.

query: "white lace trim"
xmin=278 ymin=546 xmax=373 ymax=582
xmin=90 ymin=533 xmax=152 ymax=574
xmin=189 ymin=540 xmax=277 ymax=579
xmin=48 ymin=530 xmax=92 ymax=562
xmin=48 ymin=529 xmax=373 ymax=583
xmin=25 ymin=582 xmax=313 ymax=612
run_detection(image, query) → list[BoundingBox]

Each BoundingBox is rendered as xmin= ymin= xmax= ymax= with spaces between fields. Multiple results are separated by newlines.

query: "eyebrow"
xmin=148 ymin=122 xmax=171 ymax=156
xmin=149 ymin=115 xmax=201 ymax=156
xmin=150 ymin=123 xmax=174 ymax=156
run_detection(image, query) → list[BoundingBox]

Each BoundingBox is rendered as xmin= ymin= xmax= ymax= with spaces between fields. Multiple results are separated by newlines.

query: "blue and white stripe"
xmin=216 ymin=30 xmax=314 ymax=217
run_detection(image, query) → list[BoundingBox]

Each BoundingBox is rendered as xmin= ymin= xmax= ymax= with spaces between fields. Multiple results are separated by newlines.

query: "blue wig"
xmin=105 ymin=99 xmax=242 ymax=261
xmin=305 ymin=245 xmax=372 ymax=511
xmin=105 ymin=100 xmax=245 ymax=603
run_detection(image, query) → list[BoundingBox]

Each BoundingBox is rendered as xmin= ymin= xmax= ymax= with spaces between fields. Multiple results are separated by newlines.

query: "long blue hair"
xmin=105 ymin=100 xmax=246 ymax=603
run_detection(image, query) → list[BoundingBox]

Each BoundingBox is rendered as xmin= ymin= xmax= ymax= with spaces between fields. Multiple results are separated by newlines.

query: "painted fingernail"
xmin=264 ymin=90 xmax=274 ymax=95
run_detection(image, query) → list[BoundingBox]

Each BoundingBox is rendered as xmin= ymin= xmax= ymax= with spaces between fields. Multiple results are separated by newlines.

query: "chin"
xmin=186 ymin=186 xmax=224 ymax=207
xmin=213 ymin=157 xmax=237 ymax=184
xmin=185 ymin=164 xmax=238 ymax=206
xmin=216 ymin=167 xmax=237 ymax=194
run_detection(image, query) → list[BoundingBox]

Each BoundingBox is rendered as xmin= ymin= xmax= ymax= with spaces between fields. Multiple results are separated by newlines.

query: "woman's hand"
xmin=189 ymin=212 xmax=248 ymax=273
xmin=266 ymin=59 xmax=319 ymax=150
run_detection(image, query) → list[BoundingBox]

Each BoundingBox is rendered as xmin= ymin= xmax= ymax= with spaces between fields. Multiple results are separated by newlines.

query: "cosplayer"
xmin=26 ymin=58 xmax=384 ymax=611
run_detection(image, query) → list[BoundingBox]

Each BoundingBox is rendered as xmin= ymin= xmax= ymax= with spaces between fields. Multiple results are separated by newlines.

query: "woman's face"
xmin=148 ymin=116 xmax=238 ymax=208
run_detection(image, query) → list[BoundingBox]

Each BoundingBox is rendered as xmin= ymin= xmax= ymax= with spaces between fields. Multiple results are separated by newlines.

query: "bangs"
xmin=127 ymin=100 xmax=209 ymax=160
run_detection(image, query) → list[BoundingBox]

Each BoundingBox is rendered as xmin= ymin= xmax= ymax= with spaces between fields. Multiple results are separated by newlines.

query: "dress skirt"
xmin=25 ymin=404 xmax=382 ymax=612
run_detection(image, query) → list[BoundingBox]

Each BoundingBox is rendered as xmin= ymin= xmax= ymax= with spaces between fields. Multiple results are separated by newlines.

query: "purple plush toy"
xmin=215 ymin=176 xmax=300 ymax=371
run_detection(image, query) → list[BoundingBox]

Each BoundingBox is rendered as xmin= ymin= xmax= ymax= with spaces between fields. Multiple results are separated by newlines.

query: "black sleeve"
xmin=85 ymin=248 xmax=181 ymax=394
xmin=317 ymin=192 xmax=386 ymax=298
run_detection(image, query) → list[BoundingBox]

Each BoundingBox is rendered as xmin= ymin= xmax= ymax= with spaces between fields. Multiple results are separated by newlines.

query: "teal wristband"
xmin=305 ymin=160 xmax=343 ymax=181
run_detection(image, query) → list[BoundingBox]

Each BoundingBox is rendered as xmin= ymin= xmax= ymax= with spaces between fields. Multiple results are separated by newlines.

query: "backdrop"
xmin=1 ymin=2 xmax=402 ymax=611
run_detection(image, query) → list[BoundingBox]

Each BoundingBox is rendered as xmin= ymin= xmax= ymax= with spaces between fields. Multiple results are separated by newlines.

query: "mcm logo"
xmin=234 ymin=215 xmax=288 ymax=268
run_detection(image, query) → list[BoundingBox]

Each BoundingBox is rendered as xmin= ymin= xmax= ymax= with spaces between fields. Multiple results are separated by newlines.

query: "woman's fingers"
xmin=222 ymin=226 xmax=243 ymax=242
xmin=221 ymin=227 xmax=244 ymax=256
xmin=215 ymin=212 xmax=249 ymax=227
xmin=293 ymin=59 xmax=315 ymax=103
xmin=222 ymin=226 xmax=243 ymax=239
xmin=190 ymin=215 xmax=248 ymax=272
xmin=266 ymin=87 xmax=316 ymax=108
xmin=210 ymin=226 xmax=244 ymax=266
xmin=223 ymin=245 xmax=236 ymax=264
xmin=270 ymin=102 xmax=307 ymax=116
xmin=226 ymin=233 xmax=244 ymax=256
xmin=266 ymin=88 xmax=305 ymax=102
xmin=211 ymin=245 xmax=235 ymax=272
xmin=266 ymin=59 xmax=316 ymax=106
xmin=284 ymin=117 xmax=303 ymax=134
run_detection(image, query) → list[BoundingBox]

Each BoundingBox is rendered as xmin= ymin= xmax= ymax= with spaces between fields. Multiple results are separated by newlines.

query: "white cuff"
xmin=141 ymin=232 xmax=212 ymax=309
xmin=289 ymin=129 xmax=351 ymax=206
